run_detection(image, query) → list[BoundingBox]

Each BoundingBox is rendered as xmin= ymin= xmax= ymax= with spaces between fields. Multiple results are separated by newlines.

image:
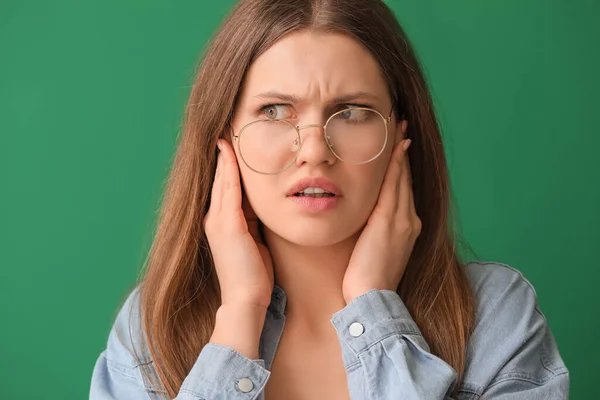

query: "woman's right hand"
xmin=203 ymin=138 xmax=275 ymax=310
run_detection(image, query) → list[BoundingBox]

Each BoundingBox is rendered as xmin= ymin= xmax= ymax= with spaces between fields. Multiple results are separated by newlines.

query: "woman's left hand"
xmin=342 ymin=137 xmax=421 ymax=304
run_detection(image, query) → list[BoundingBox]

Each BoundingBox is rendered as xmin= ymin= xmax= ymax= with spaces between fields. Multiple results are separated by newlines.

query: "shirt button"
xmin=237 ymin=378 xmax=254 ymax=393
xmin=349 ymin=322 xmax=364 ymax=337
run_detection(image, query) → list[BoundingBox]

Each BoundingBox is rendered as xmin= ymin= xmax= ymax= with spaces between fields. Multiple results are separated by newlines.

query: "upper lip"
xmin=286 ymin=176 xmax=342 ymax=196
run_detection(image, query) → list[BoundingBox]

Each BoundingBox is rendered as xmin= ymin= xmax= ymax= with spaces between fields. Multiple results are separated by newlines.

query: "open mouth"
xmin=294 ymin=193 xmax=336 ymax=198
xmin=289 ymin=187 xmax=339 ymax=212
xmin=293 ymin=189 xmax=336 ymax=198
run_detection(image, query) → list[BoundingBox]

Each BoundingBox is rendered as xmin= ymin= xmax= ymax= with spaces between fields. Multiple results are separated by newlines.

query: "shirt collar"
xmin=268 ymin=283 xmax=287 ymax=317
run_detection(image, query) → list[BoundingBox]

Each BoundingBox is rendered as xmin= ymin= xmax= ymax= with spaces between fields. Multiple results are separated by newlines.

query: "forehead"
xmin=239 ymin=31 xmax=389 ymax=104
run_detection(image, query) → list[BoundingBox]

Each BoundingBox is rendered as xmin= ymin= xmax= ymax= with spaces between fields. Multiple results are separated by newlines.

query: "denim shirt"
xmin=90 ymin=261 xmax=569 ymax=399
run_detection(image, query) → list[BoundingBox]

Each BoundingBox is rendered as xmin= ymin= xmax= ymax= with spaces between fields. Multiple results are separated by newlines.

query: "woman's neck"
xmin=264 ymin=227 xmax=360 ymax=334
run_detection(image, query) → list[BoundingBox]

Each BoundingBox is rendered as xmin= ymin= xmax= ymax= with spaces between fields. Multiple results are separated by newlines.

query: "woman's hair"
xmin=132 ymin=0 xmax=478 ymax=397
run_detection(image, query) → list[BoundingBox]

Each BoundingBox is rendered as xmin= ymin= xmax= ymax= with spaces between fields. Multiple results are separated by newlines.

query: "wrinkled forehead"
xmin=237 ymin=31 xmax=390 ymax=109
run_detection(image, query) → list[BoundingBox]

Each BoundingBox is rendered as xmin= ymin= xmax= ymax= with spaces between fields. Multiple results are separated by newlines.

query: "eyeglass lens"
xmin=237 ymin=108 xmax=386 ymax=174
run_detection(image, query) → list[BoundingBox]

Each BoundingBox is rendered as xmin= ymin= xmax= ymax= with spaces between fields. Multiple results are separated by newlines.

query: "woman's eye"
xmin=262 ymin=104 xmax=293 ymax=120
xmin=338 ymin=107 xmax=368 ymax=121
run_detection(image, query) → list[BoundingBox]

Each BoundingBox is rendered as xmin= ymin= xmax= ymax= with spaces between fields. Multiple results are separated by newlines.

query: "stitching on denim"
xmin=457 ymin=381 xmax=483 ymax=396
xmin=137 ymin=361 xmax=169 ymax=395
xmin=105 ymin=355 xmax=138 ymax=380
xmin=179 ymin=387 xmax=209 ymax=398
xmin=488 ymin=368 xmax=569 ymax=389
xmin=456 ymin=390 xmax=480 ymax=400
xmin=539 ymin=327 xmax=568 ymax=375
xmin=353 ymin=330 xmax=419 ymax=356
xmin=346 ymin=360 xmax=361 ymax=370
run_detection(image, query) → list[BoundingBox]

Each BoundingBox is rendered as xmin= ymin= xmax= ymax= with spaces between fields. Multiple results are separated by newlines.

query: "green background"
xmin=0 ymin=1 xmax=597 ymax=398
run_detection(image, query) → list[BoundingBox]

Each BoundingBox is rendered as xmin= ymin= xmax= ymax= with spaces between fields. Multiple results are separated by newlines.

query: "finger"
xmin=404 ymin=141 xmax=413 ymax=187
xmin=208 ymin=150 xmax=224 ymax=216
xmin=407 ymin=156 xmax=419 ymax=223
xmin=377 ymin=140 xmax=407 ymax=211
xmin=219 ymin=139 xmax=243 ymax=213
xmin=397 ymin=141 xmax=416 ymax=219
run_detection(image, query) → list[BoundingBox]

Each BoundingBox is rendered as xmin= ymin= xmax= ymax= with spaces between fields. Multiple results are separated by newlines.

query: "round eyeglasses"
xmin=231 ymin=105 xmax=394 ymax=175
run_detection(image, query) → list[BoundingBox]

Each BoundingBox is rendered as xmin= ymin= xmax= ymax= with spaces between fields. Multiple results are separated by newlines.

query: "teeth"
xmin=302 ymin=187 xmax=329 ymax=194
xmin=305 ymin=193 xmax=333 ymax=198
xmin=293 ymin=187 xmax=335 ymax=197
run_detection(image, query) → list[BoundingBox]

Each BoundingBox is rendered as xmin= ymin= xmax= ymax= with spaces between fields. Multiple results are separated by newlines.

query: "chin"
xmin=263 ymin=215 xmax=364 ymax=247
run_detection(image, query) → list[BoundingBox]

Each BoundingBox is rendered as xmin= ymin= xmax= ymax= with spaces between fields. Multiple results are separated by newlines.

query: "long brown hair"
xmin=132 ymin=0 xmax=478 ymax=397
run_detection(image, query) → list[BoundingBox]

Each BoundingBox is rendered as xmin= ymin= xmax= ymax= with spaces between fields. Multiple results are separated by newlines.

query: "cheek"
xmin=341 ymin=161 xmax=389 ymax=227
xmin=237 ymin=160 xmax=281 ymax=222
xmin=353 ymin=159 xmax=389 ymax=199
xmin=238 ymin=164 xmax=265 ymax=204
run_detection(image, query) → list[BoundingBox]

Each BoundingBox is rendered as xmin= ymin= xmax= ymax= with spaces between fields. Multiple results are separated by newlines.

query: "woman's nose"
xmin=294 ymin=124 xmax=337 ymax=168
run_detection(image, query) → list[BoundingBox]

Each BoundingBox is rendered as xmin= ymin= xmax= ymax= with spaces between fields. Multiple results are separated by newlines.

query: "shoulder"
xmin=102 ymin=284 xmax=154 ymax=373
xmin=463 ymin=261 xmax=553 ymax=333
xmin=92 ymin=285 xmax=170 ymax=398
xmin=460 ymin=261 xmax=569 ymax=393
xmin=464 ymin=260 xmax=539 ymax=308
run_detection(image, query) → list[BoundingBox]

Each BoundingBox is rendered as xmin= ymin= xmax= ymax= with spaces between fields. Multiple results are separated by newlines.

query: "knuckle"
xmin=395 ymin=217 xmax=422 ymax=238
xmin=414 ymin=217 xmax=422 ymax=231
xmin=410 ymin=217 xmax=422 ymax=238
xmin=395 ymin=148 xmax=405 ymax=165
xmin=396 ymin=220 xmax=412 ymax=234
xmin=203 ymin=217 xmax=214 ymax=235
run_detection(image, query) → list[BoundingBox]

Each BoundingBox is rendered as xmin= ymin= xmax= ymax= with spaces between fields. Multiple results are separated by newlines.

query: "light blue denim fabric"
xmin=90 ymin=261 xmax=569 ymax=399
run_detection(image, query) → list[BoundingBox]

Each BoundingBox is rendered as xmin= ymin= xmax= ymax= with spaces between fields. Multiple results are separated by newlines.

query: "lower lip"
xmin=289 ymin=195 xmax=340 ymax=212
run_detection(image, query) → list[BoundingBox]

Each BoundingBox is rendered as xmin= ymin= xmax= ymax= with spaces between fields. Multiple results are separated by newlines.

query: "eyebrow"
xmin=253 ymin=91 xmax=381 ymax=104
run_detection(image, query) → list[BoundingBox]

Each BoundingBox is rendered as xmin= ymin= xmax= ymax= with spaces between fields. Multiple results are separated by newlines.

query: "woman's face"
xmin=230 ymin=30 xmax=405 ymax=247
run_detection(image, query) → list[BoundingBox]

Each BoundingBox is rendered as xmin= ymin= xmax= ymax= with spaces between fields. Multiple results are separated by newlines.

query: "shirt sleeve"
xmin=90 ymin=344 xmax=270 ymax=400
xmin=90 ymin=285 xmax=271 ymax=400
xmin=178 ymin=343 xmax=270 ymax=399
xmin=329 ymin=270 xmax=569 ymax=400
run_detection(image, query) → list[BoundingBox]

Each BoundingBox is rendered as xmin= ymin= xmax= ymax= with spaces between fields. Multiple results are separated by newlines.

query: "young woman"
xmin=90 ymin=0 xmax=569 ymax=399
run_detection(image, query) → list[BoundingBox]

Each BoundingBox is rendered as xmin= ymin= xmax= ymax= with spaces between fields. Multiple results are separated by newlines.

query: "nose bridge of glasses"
xmin=295 ymin=123 xmax=331 ymax=147
xmin=296 ymin=123 xmax=326 ymax=131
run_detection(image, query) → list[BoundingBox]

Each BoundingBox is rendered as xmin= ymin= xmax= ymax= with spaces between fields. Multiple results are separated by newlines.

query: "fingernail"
xmin=402 ymin=139 xmax=412 ymax=151
xmin=216 ymin=140 xmax=223 ymax=151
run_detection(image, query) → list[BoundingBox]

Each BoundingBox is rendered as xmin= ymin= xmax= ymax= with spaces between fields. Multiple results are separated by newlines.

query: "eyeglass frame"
xmin=230 ymin=104 xmax=395 ymax=175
